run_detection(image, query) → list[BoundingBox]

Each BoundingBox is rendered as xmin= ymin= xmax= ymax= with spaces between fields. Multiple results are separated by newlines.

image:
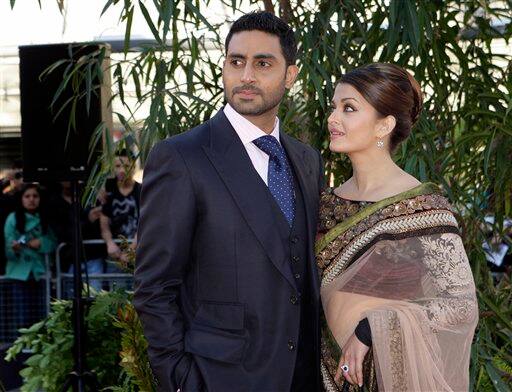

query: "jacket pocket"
xmin=185 ymin=301 xmax=247 ymax=364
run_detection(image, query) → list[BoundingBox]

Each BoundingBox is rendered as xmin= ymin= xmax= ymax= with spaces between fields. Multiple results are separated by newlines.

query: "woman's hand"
xmin=27 ymin=238 xmax=41 ymax=249
xmin=335 ymin=333 xmax=370 ymax=387
xmin=11 ymin=240 xmax=22 ymax=252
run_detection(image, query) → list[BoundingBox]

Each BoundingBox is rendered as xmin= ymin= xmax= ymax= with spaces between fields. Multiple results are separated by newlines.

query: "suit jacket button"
xmin=291 ymin=236 xmax=299 ymax=244
xmin=290 ymin=295 xmax=298 ymax=305
xmin=288 ymin=340 xmax=295 ymax=351
xmin=292 ymin=255 xmax=299 ymax=263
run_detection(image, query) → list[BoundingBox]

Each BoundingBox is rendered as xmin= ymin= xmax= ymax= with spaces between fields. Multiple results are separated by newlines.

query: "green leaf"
xmin=484 ymin=362 xmax=511 ymax=392
xmin=138 ymin=1 xmax=162 ymax=45
xmin=123 ymin=6 xmax=134 ymax=54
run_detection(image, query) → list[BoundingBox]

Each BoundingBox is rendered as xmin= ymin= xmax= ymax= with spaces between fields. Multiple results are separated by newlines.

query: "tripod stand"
xmin=61 ymin=181 xmax=98 ymax=392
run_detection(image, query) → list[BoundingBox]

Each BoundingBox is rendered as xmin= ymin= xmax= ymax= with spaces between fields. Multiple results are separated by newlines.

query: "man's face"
xmin=114 ymin=156 xmax=131 ymax=182
xmin=222 ymin=30 xmax=297 ymax=116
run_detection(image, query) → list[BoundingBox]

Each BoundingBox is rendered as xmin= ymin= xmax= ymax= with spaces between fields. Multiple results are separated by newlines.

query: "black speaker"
xmin=19 ymin=43 xmax=112 ymax=182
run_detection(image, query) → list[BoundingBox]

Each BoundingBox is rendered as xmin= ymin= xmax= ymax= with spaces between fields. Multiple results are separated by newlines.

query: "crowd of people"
xmin=0 ymin=150 xmax=140 ymax=341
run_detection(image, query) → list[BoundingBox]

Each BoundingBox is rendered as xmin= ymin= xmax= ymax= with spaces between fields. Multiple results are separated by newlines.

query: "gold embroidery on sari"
xmin=419 ymin=234 xmax=473 ymax=292
xmin=316 ymin=189 xmax=454 ymax=270
xmin=321 ymin=211 xmax=459 ymax=286
xmin=418 ymin=233 xmax=478 ymax=330
xmin=388 ymin=311 xmax=407 ymax=392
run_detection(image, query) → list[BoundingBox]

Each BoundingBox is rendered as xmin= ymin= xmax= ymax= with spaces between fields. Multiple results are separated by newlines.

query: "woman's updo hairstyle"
xmin=338 ymin=63 xmax=423 ymax=152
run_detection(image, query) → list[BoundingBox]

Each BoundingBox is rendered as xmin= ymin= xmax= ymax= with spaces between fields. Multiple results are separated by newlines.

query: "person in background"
xmin=3 ymin=183 xmax=56 ymax=330
xmin=0 ymin=160 xmax=24 ymax=275
xmin=48 ymin=181 xmax=106 ymax=292
xmin=100 ymin=149 xmax=140 ymax=273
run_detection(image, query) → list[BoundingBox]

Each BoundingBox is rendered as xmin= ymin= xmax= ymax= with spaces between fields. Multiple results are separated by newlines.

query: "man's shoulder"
xmin=149 ymin=120 xmax=211 ymax=157
xmin=283 ymin=132 xmax=320 ymax=158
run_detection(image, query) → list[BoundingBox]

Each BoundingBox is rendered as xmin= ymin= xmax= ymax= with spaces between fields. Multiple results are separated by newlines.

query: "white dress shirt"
xmin=223 ymin=103 xmax=281 ymax=186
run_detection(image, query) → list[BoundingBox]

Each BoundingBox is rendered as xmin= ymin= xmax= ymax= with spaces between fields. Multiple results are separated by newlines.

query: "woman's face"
xmin=327 ymin=83 xmax=388 ymax=154
xmin=22 ymin=187 xmax=40 ymax=212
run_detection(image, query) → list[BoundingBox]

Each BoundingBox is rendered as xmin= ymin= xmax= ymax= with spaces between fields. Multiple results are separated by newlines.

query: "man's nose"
xmin=241 ymin=64 xmax=256 ymax=83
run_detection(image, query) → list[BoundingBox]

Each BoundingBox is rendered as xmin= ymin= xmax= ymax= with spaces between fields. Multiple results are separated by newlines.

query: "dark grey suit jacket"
xmin=134 ymin=110 xmax=324 ymax=391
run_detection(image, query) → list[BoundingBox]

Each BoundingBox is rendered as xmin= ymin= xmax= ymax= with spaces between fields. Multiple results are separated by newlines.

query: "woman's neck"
xmin=347 ymin=150 xmax=401 ymax=195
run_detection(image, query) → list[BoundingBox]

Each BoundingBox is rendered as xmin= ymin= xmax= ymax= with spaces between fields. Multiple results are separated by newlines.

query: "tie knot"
xmin=253 ymin=135 xmax=282 ymax=158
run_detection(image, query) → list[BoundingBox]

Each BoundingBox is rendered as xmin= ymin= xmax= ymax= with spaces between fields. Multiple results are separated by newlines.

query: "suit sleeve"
xmin=133 ymin=140 xmax=204 ymax=392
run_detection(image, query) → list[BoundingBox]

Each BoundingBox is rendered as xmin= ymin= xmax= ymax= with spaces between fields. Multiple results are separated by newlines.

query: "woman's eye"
xmin=344 ymin=105 xmax=355 ymax=112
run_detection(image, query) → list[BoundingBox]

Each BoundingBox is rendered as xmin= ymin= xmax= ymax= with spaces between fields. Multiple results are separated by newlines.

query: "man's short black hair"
xmin=116 ymin=148 xmax=135 ymax=160
xmin=225 ymin=11 xmax=297 ymax=66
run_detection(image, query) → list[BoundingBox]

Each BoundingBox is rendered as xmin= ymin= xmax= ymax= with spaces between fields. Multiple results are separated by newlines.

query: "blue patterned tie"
xmin=253 ymin=135 xmax=296 ymax=226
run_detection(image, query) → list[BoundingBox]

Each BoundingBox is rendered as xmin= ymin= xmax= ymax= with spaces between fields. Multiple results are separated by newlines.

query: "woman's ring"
xmin=341 ymin=364 xmax=349 ymax=373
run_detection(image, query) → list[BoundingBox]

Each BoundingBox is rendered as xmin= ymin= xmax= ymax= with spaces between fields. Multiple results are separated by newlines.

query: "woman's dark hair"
xmin=225 ymin=11 xmax=297 ymax=66
xmin=339 ymin=63 xmax=423 ymax=152
xmin=15 ymin=183 xmax=49 ymax=234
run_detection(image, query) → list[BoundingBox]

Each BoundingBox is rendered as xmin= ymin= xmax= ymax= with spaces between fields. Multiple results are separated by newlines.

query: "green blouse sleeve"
xmin=3 ymin=212 xmax=18 ymax=260
xmin=38 ymin=227 xmax=57 ymax=254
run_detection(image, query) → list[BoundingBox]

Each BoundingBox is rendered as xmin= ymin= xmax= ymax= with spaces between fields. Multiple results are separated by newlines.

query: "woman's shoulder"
xmin=4 ymin=211 xmax=16 ymax=224
xmin=3 ymin=211 xmax=17 ymax=233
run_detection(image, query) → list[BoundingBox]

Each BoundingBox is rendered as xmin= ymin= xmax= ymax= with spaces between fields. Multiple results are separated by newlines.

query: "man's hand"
xmin=335 ymin=332 xmax=370 ymax=387
xmin=107 ymin=240 xmax=121 ymax=259
xmin=88 ymin=206 xmax=102 ymax=223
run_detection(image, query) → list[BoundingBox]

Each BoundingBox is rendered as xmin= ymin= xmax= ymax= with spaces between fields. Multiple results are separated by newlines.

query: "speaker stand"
xmin=61 ymin=181 xmax=98 ymax=391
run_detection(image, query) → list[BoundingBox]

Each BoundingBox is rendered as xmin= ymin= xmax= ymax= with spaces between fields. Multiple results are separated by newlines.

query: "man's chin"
xmin=230 ymin=100 xmax=268 ymax=116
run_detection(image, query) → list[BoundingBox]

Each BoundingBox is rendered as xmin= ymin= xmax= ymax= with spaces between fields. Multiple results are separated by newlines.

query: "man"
xmin=100 ymin=149 xmax=140 ymax=261
xmin=134 ymin=12 xmax=324 ymax=391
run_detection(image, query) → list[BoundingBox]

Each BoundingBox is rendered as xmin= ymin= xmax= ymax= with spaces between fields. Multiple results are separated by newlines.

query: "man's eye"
xmin=231 ymin=60 xmax=243 ymax=66
xmin=258 ymin=61 xmax=271 ymax=67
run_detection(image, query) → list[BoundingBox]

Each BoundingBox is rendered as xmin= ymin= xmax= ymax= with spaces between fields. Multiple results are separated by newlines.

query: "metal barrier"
xmin=0 ymin=255 xmax=51 ymax=344
xmin=0 ymin=238 xmax=133 ymax=344
xmin=55 ymin=239 xmax=134 ymax=299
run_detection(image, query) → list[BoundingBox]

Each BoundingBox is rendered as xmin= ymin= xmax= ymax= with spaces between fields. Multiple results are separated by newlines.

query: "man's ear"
xmin=285 ymin=65 xmax=299 ymax=89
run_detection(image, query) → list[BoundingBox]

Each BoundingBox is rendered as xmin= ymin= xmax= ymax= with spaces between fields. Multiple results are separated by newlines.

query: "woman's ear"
xmin=376 ymin=115 xmax=396 ymax=139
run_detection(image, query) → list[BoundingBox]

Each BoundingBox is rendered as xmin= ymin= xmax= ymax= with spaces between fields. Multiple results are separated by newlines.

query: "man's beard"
xmin=226 ymin=82 xmax=286 ymax=116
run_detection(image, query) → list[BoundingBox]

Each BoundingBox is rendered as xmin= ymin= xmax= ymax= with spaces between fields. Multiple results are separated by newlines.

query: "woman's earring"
xmin=377 ymin=139 xmax=384 ymax=148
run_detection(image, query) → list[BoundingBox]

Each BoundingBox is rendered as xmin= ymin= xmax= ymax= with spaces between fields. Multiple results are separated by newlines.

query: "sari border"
xmin=321 ymin=359 xmax=339 ymax=392
xmin=321 ymin=210 xmax=459 ymax=286
xmin=349 ymin=225 xmax=460 ymax=270
xmin=316 ymin=182 xmax=441 ymax=255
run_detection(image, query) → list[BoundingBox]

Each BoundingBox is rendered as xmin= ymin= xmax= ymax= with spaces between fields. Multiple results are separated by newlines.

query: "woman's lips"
xmin=329 ymin=127 xmax=345 ymax=140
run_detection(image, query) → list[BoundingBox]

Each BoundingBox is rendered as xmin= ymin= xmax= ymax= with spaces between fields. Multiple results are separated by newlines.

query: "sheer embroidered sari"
xmin=316 ymin=183 xmax=478 ymax=391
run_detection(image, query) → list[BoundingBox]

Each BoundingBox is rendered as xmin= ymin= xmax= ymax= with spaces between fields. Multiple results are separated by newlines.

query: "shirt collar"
xmin=224 ymin=103 xmax=280 ymax=145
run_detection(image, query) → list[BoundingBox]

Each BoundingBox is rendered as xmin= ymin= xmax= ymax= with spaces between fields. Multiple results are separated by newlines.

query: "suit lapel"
xmin=280 ymin=131 xmax=317 ymax=239
xmin=202 ymin=111 xmax=298 ymax=291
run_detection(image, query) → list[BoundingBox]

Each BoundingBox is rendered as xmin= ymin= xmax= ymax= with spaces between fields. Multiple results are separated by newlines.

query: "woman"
xmin=3 ymin=183 xmax=56 ymax=330
xmin=317 ymin=63 xmax=478 ymax=391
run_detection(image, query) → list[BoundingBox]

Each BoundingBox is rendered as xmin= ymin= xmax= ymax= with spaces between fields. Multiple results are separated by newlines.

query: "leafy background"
xmin=6 ymin=0 xmax=512 ymax=390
